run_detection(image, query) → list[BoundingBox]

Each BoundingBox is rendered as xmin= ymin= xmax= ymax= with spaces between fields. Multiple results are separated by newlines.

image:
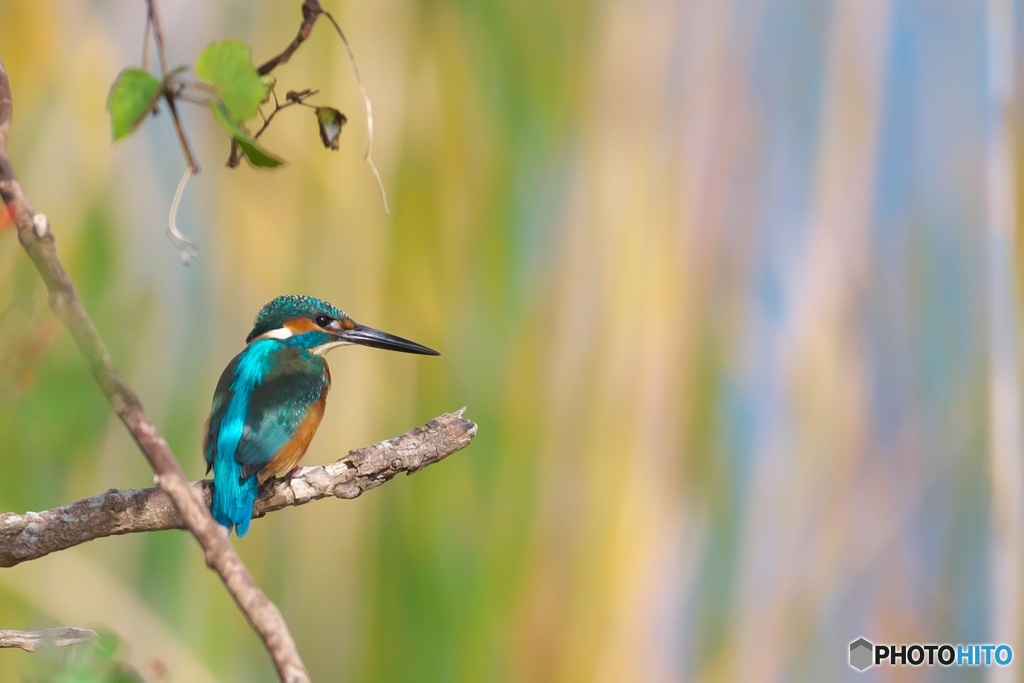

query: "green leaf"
xmin=195 ymin=40 xmax=268 ymax=121
xmin=315 ymin=106 xmax=347 ymax=150
xmin=106 ymin=68 xmax=162 ymax=141
xmin=209 ymin=101 xmax=285 ymax=168
xmin=235 ymin=136 xmax=286 ymax=168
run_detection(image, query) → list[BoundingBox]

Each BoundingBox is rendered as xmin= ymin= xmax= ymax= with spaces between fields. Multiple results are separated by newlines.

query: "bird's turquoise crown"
xmin=246 ymin=295 xmax=350 ymax=343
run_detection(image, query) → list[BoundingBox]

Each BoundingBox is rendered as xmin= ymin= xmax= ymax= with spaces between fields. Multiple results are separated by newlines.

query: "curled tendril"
xmin=323 ymin=11 xmax=390 ymax=214
xmin=168 ymin=167 xmax=198 ymax=265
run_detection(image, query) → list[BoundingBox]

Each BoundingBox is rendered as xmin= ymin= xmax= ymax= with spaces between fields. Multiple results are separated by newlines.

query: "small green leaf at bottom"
xmin=106 ymin=68 xmax=162 ymax=141
xmin=315 ymin=107 xmax=347 ymax=150
xmin=209 ymin=101 xmax=285 ymax=169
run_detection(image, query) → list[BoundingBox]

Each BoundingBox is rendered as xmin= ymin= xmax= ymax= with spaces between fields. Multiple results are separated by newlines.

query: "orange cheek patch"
xmin=283 ymin=317 xmax=321 ymax=334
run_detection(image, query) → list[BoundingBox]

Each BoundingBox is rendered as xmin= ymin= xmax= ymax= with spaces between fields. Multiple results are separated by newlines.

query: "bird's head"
xmin=246 ymin=294 xmax=439 ymax=356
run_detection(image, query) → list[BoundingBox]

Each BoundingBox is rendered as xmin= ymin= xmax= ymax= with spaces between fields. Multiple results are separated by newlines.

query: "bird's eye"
xmin=314 ymin=315 xmax=332 ymax=328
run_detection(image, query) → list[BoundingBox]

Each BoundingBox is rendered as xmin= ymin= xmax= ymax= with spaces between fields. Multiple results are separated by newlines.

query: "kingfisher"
xmin=203 ymin=294 xmax=439 ymax=536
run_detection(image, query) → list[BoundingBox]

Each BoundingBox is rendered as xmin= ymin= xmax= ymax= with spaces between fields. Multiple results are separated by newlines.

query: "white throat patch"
xmin=313 ymin=340 xmax=352 ymax=356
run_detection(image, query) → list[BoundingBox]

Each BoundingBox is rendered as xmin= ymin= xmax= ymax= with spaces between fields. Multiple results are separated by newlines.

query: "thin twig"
xmin=0 ymin=409 xmax=476 ymax=567
xmin=0 ymin=628 xmax=99 ymax=652
xmin=145 ymin=0 xmax=168 ymax=76
xmin=229 ymin=1 xmax=391 ymax=211
xmin=256 ymin=0 xmax=323 ymax=76
xmin=144 ymin=0 xmax=199 ymax=173
xmin=163 ymin=93 xmax=199 ymax=174
xmin=0 ymin=60 xmax=305 ymax=683
xmin=253 ymin=89 xmax=319 ymax=140
xmin=141 ymin=12 xmax=152 ymax=71
xmin=322 ymin=10 xmax=389 ymax=213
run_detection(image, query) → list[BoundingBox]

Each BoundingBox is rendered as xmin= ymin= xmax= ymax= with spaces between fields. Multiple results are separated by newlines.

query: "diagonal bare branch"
xmin=0 ymin=409 xmax=476 ymax=567
xmin=0 ymin=58 xmax=306 ymax=683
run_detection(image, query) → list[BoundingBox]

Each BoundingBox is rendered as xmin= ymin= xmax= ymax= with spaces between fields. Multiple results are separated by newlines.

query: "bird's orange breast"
xmin=258 ymin=398 xmax=327 ymax=483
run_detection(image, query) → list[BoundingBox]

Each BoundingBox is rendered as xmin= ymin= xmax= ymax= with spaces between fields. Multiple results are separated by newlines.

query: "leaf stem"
xmin=253 ymin=89 xmax=320 ymax=140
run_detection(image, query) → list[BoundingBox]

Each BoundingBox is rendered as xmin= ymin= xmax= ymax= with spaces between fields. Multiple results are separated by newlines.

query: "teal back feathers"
xmin=205 ymin=340 xmax=329 ymax=536
xmin=206 ymin=340 xmax=279 ymax=536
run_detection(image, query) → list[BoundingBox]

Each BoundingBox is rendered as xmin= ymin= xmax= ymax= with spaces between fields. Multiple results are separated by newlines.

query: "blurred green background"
xmin=0 ymin=0 xmax=1018 ymax=681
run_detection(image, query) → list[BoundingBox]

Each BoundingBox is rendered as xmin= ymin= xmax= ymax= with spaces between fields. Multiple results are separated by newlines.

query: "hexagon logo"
xmin=849 ymin=637 xmax=874 ymax=671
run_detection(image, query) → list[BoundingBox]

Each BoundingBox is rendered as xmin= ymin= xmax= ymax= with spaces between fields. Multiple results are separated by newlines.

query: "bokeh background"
xmin=0 ymin=0 xmax=1020 ymax=681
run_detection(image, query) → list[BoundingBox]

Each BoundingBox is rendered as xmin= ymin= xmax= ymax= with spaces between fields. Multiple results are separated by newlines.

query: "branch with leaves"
xmin=0 ymin=58 xmax=314 ymax=683
xmin=107 ymin=0 xmax=381 ymax=264
xmin=0 ymin=410 xmax=476 ymax=568
xmin=112 ymin=0 xmax=368 ymax=177
xmin=0 ymin=4 xmax=458 ymax=680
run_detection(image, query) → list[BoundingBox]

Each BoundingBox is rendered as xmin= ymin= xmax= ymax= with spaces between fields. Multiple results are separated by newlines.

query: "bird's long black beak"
xmin=340 ymin=323 xmax=440 ymax=356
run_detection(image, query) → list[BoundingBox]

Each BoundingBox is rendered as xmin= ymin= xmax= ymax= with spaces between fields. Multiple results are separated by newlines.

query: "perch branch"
xmin=0 ymin=59 xmax=305 ymax=683
xmin=0 ymin=628 xmax=99 ymax=652
xmin=0 ymin=409 xmax=476 ymax=567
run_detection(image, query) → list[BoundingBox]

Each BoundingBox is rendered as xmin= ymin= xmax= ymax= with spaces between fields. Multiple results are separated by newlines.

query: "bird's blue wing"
xmin=204 ymin=353 xmax=240 ymax=472
xmin=235 ymin=352 xmax=329 ymax=478
xmin=205 ymin=348 xmax=256 ymax=534
xmin=204 ymin=341 xmax=327 ymax=536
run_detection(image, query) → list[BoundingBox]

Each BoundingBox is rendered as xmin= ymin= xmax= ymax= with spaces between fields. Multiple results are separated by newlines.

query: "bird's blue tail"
xmin=212 ymin=454 xmax=259 ymax=537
